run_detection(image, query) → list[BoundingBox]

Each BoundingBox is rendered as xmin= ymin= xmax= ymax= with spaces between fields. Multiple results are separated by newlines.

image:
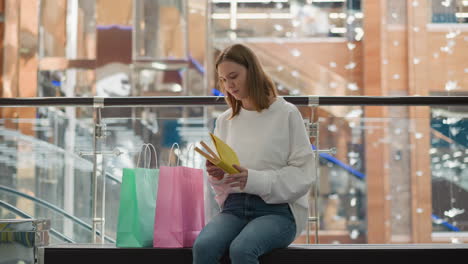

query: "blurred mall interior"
xmin=0 ymin=0 xmax=467 ymax=263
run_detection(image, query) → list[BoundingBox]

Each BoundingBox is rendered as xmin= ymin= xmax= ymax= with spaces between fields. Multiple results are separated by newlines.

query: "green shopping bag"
xmin=116 ymin=144 xmax=159 ymax=247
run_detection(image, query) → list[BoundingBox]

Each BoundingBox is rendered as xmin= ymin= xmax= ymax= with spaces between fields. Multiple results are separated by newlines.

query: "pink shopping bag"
xmin=153 ymin=144 xmax=205 ymax=248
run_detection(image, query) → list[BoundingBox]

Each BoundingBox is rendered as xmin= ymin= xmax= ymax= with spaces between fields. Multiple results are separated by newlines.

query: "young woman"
xmin=192 ymin=43 xmax=315 ymax=264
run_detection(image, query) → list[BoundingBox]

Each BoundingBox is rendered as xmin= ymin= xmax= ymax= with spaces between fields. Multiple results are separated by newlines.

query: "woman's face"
xmin=217 ymin=60 xmax=248 ymax=100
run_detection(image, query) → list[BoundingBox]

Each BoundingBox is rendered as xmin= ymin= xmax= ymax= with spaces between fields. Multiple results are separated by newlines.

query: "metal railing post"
xmin=306 ymin=96 xmax=320 ymax=244
xmin=92 ymin=97 xmax=105 ymax=243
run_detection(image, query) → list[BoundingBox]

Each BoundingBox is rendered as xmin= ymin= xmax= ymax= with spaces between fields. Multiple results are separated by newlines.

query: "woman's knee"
xmin=193 ymin=235 xmax=226 ymax=261
xmin=229 ymin=239 xmax=258 ymax=261
xmin=192 ymin=236 xmax=212 ymax=256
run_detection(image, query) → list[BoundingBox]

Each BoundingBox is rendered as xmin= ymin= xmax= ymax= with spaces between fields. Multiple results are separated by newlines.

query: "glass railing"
xmin=0 ymin=96 xmax=467 ymax=245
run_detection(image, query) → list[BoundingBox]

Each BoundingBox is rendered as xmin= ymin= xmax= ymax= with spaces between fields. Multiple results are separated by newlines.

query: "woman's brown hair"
xmin=215 ymin=44 xmax=277 ymax=118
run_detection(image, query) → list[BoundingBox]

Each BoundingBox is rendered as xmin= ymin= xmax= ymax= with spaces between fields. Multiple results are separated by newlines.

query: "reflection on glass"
xmin=38 ymin=69 xmax=95 ymax=97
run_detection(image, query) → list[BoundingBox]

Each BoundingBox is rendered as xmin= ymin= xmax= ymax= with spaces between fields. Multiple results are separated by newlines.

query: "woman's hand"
xmin=206 ymin=160 xmax=224 ymax=180
xmin=225 ymin=164 xmax=248 ymax=190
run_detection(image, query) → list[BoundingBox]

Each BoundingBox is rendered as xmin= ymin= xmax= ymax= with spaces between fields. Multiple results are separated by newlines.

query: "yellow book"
xmin=194 ymin=133 xmax=240 ymax=174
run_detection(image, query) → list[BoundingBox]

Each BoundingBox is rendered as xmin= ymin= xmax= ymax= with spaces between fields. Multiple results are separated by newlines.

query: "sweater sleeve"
xmin=242 ymin=109 xmax=315 ymax=204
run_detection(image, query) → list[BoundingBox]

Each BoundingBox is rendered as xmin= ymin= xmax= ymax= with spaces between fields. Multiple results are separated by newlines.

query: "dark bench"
xmin=39 ymin=243 xmax=468 ymax=264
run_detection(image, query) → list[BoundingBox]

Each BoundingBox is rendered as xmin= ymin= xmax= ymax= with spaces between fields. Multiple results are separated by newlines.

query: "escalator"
xmin=0 ymin=200 xmax=73 ymax=243
xmin=0 ymin=184 xmax=115 ymax=244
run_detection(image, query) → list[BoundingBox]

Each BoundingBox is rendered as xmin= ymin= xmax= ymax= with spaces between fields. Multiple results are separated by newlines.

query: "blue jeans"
xmin=192 ymin=193 xmax=296 ymax=264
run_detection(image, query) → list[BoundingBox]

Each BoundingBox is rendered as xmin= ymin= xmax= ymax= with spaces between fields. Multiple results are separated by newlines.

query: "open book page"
xmin=194 ymin=133 xmax=240 ymax=174
xmin=209 ymin=133 xmax=240 ymax=168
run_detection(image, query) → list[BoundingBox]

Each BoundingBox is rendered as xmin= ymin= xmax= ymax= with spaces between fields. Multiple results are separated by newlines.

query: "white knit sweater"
xmin=209 ymin=97 xmax=315 ymax=238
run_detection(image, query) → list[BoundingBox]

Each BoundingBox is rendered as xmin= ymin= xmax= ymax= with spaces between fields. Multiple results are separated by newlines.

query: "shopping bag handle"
xmin=137 ymin=143 xmax=159 ymax=169
xmin=146 ymin=143 xmax=158 ymax=168
xmin=168 ymin=143 xmax=181 ymax=166
xmin=186 ymin=143 xmax=197 ymax=168
xmin=136 ymin=144 xmax=149 ymax=168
